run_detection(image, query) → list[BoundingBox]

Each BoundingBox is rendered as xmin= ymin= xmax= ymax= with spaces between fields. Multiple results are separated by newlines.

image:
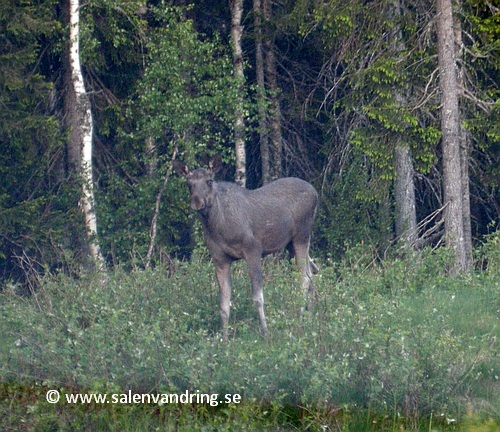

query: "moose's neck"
xmin=198 ymin=193 xmax=219 ymax=229
xmin=198 ymin=194 xmax=225 ymax=234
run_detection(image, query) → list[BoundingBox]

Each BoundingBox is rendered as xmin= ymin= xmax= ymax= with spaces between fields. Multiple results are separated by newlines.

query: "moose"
xmin=174 ymin=157 xmax=318 ymax=341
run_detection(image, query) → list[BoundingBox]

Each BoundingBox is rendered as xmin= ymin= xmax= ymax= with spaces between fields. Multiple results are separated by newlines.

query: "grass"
xmin=0 ymin=246 xmax=498 ymax=430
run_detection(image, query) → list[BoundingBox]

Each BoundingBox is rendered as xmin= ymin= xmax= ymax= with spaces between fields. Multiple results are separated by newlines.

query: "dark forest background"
xmin=1 ymin=0 xmax=499 ymax=286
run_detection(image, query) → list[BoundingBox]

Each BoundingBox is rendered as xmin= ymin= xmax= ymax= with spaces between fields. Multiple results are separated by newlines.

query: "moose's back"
xmin=213 ymin=177 xmax=318 ymax=256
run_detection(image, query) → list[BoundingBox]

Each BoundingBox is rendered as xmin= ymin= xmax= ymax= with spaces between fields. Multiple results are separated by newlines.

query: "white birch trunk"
xmin=254 ymin=0 xmax=270 ymax=184
xmin=69 ymin=0 xmax=105 ymax=269
xmin=263 ymin=0 xmax=282 ymax=180
xmin=230 ymin=0 xmax=247 ymax=187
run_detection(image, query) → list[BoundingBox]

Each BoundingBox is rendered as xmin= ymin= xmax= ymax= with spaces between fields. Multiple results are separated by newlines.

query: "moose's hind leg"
xmin=293 ymin=240 xmax=316 ymax=313
xmin=245 ymin=251 xmax=269 ymax=337
xmin=216 ymin=261 xmax=232 ymax=342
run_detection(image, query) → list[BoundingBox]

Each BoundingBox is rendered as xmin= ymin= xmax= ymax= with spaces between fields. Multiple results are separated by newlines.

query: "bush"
xmin=477 ymin=229 xmax=500 ymax=275
xmin=0 ymin=249 xmax=498 ymax=430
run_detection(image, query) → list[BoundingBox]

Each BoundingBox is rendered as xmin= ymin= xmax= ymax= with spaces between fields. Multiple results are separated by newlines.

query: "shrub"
xmin=477 ymin=229 xmax=500 ymax=275
xmin=0 ymin=249 xmax=498 ymax=429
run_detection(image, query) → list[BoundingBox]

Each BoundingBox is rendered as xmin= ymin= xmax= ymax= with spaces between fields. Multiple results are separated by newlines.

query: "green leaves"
xmin=1 ymin=253 xmax=498 ymax=423
xmin=132 ymin=5 xmax=237 ymax=148
xmin=93 ymin=5 xmax=240 ymax=265
xmin=348 ymin=53 xmax=441 ymax=178
xmin=0 ymin=0 xmax=68 ymax=282
xmin=80 ymin=0 xmax=147 ymax=68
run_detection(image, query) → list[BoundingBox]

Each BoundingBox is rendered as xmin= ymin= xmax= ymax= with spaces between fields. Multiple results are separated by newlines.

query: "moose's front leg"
xmin=215 ymin=261 xmax=232 ymax=342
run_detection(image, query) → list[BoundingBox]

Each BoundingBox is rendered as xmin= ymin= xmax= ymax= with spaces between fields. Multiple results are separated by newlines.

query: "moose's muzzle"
xmin=190 ymin=196 xmax=206 ymax=211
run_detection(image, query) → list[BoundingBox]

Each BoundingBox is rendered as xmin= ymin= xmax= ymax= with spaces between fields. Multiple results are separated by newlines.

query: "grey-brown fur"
xmin=174 ymin=157 xmax=318 ymax=341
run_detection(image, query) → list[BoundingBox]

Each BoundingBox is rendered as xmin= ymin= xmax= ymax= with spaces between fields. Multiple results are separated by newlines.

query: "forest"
xmin=1 ymin=0 xmax=499 ymax=279
xmin=1 ymin=0 xmax=499 ymax=430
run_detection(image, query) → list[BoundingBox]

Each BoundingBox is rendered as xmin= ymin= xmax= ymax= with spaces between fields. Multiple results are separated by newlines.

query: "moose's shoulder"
xmin=261 ymin=177 xmax=317 ymax=195
xmin=217 ymin=181 xmax=246 ymax=194
xmin=269 ymin=177 xmax=314 ymax=187
xmin=216 ymin=178 xmax=317 ymax=200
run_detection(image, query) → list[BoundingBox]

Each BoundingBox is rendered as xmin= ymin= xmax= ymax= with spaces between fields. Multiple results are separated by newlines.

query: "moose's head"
xmin=173 ymin=156 xmax=222 ymax=214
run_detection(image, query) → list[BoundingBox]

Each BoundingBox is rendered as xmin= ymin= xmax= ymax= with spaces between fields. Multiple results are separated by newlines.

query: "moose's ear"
xmin=208 ymin=155 xmax=223 ymax=173
xmin=173 ymin=160 xmax=190 ymax=178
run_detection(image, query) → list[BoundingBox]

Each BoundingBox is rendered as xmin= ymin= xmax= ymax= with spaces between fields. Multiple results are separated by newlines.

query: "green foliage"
xmin=294 ymin=0 xmax=359 ymax=49
xmin=0 ymin=382 xmax=290 ymax=431
xmin=130 ymin=5 xmax=238 ymax=153
xmin=476 ymin=228 xmax=500 ymax=275
xmin=95 ymin=5 xmax=239 ymax=265
xmin=0 ymin=0 xmax=76 ymax=282
xmin=1 ymin=251 xmax=498 ymax=429
xmin=316 ymin=153 xmax=392 ymax=260
xmin=2 ymin=0 xmax=499 ymax=284
xmin=80 ymin=0 xmax=147 ymax=74
xmin=0 ymin=0 xmax=61 ymax=194
xmin=348 ymin=55 xmax=441 ymax=179
xmin=461 ymin=0 xmax=500 ymax=211
xmin=289 ymin=0 xmax=445 ymax=262
xmin=96 ymin=166 xmax=191 ymax=266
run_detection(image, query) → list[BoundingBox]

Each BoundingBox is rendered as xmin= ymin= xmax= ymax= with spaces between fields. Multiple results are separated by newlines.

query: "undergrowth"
xmin=0 ymin=245 xmax=498 ymax=431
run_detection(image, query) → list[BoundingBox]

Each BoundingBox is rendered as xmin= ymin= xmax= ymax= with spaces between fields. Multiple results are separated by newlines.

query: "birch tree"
xmin=66 ymin=0 xmax=105 ymax=269
xmin=230 ymin=0 xmax=246 ymax=186
xmin=254 ymin=0 xmax=271 ymax=184
xmin=263 ymin=0 xmax=282 ymax=180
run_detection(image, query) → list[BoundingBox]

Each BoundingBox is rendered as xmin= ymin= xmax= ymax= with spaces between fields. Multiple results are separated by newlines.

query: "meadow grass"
xmin=0 ymin=246 xmax=498 ymax=430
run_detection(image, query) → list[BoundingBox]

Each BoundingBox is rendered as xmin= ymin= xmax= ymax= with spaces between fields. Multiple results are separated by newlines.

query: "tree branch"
xmin=145 ymin=145 xmax=178 ymax=269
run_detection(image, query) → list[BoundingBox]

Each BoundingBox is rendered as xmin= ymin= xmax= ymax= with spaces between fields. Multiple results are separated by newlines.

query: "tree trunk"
xmin=392 ymin=0 xmax=417 ymax=247
xmin=453 ymin=1 xmax=473 ymax=265
xmin=460 ymin=125 xmax=473 ymax=264
xmin=436 ymin=0 xmax=469 ymax=273
xmin=67 ymin=0 xmax=105 ymax=269
xmin=263 ymin=0 xmax=282 ymax=180
xmin=253 ymin=0 xmax=270 ymax=184
xmin=395 ymin=142 xmax=417 ymax=245
xmin=146 ymin=146 xmax=178 ymax=269
xmin=230 ymin=0 xmax=246 ymax=186
xmin=145 ymin=137 xmax=157 ymax=178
